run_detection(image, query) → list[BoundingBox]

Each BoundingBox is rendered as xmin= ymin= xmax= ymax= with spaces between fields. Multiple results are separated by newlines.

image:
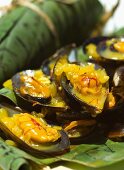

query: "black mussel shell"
xmin=82 ymin=36 xmax=122 ymax=84
xmin=56 ymin=109 xmax=92 ymax=122
xmin=82 ymin=36 xmax=112 ymax=64
xmin=0 ymin=104 xmax=70 ymax=156
xmin=83 ymin=36 xmax=111 ymax=55
xmin=97 ymin=37 xmax=124 ymax=81
xmin=12 ymin=70 xmax=68 ymax=112
xmin=41 ymin=44 xmax=77 ymax=77
xmin=62 ymin=119 xmax=106 ymax=144
xmin=113 ymin=66 xmax=124 ymax=98
xmin=41 ymin=52 xmax=59 ymax=76
xmin=108 ymin=123 xmax=124 ymax=142
xmin=96 ymin=94 xmax=124 ymax=130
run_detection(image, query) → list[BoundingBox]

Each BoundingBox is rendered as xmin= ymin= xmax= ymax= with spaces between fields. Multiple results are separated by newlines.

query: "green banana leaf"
xmin=59 ymin=140 xmax=124 ymax=168
xmin=0 ymin=88 xmax=17 ymax=105
xmin=0 ymin=139 xmax=58 ymax=170
xmin=1 ymin=136 xmax=124 ymax=170
xmin=0 ymin=0 xmax=104 ymax=86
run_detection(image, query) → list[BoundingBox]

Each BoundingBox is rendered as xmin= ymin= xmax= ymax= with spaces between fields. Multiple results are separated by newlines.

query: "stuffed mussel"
xmin=112 ymin=66 xmax=124 ymax=99
xmin=97 ymin=37 xmax=124 ymax=61
xmin=108 ymin=123 xmax=124 ymax=142
xmin=54 ymin=55 xmax=109 ymax=116
xmin=0 ymin=104 xmax=70 ymax=156
xmin=12 ymin=69 xmax=69 ymax=112
xmin=63 ymin=118 xmax=97 ymax=144
xmin=41 ymin=44 xmax=77 ymax=76
xmin=83 ymin=36 xmax=110 ymax=61
xmin=83 ymin=36 xmax=124 ymax=82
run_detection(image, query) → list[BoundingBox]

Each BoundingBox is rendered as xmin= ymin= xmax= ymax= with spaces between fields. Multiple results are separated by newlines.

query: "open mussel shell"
xmin=96 ymin=90 xmax=124 ymax=125
xmin=97 ymin=37 xmax=124 ymax=61
xmin=0 ymin=104 xmax=70 ymax=156
xmin=112 ymin=66 xmax=124 ymax=99
xmin=41 ymin=51 xmax=59 ymax=76
xmin=12 ymin=70 xmax=51 ymax=103
xmin=12 ymin=70 xmax=68 ymax=112
xmin=60 ymin=62 xmax=109 ymax=116
xmin=108 ymin=123 xmax=124 ymax=142
xmin=82 ymin=36 xmax=112 ymax=62
xmin=62 ymin=119 xmax=106 ymax=144
xmin=82 ymin=36 xmax=122 ymax=84
xmin=97 ymin=37 xmax=124 ymax=81
xmin=56 ymin=109 xmax=92 ymax=122
xmin=41 ymin=44 xmax=77 ymax=77
xmin=83 ymin=36 xmax=110 ymax=55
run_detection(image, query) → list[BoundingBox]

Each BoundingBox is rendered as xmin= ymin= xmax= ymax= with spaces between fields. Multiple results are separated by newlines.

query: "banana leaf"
xmin=0 ymin=139 xmax=58 ymax=170
xmin=2 ymin=135 xmax=124 ymax=170
xmin=0 ymin=88 xmax=17 ymax=105
xmin=0 ymin=0 xmax=104 ymax=86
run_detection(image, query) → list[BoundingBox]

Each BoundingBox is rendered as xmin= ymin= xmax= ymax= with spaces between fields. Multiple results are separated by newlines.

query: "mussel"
xmin=61 ymin=118 xmax=107 ymax=144
xmin=56 ymin=109 xmax=92 ymax=121
xmin=0 ymin=104 xmax=70 ymax=156
xmin=108 ymin=123 xmax=124 ymax=142
xmin=113 ymin=66 xmax=124 ymax=99
xmin=56 ymin=60 xmax=109 ymax=116
xmin=97 ymin=37 xmax=124 ymax=61
xmin=63 ymin=119 xmax=97 ymax=144
xmin=83 ymin=36 xmax=110 ymax=61
xmin=12 ymin=69 xmax=69 ymax=112
xmin=83 ymin=36 xmax=124 ymax=83
xmin=41 ymin=44 xmax=77 ymax=77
